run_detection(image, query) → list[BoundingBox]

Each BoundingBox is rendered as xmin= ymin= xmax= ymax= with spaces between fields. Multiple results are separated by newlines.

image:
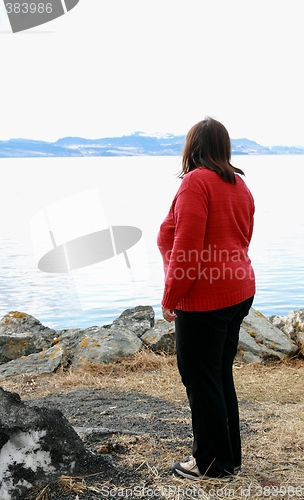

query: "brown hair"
xmin=179 ymin=117 xmax=244 ymax=183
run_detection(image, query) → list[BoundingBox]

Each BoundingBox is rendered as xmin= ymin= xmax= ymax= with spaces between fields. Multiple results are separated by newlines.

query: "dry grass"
xmin=1 ymin=349 xmax=182 ymax=403
xmin=2 ymin=349 xmax=304 ymax=499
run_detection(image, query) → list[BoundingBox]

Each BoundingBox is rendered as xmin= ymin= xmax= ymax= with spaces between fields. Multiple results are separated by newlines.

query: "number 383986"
xmin=5 ymin=2 xmax=53 ymax=14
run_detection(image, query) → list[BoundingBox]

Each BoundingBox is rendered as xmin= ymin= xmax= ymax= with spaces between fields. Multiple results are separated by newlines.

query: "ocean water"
xmin=0 ymin=155 xmax=304 ymax=330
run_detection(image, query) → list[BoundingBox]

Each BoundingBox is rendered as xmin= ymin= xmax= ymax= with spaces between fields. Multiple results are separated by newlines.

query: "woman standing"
xmin=157 ymin=117 xmax=255 ymax=479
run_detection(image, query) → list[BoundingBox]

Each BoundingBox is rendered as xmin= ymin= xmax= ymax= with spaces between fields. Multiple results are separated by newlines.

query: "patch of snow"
xmin=0 ymin=429 xmax=56 ymax=499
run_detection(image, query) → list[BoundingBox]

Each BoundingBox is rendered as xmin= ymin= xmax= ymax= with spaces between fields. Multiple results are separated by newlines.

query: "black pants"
xmin=175 ymin=296 xmax=254 ymax=477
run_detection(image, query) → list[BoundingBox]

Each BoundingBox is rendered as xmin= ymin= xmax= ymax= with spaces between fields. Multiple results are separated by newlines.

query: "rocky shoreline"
xmin=0 ymin=305 xmax=303 ymax=379
xmin=1 ymin=305 xmax=304 ymax=499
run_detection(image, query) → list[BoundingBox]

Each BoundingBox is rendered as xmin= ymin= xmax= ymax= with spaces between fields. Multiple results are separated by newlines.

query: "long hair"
xmin=179 ymin=117 xmax=244 ymax=183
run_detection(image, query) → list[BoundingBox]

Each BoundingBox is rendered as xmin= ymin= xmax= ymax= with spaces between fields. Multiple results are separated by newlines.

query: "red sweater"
xmin=157 ymin=168 xmax=256 ymax=311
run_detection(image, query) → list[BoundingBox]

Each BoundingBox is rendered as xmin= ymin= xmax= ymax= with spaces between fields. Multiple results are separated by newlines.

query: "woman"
xmin=157 ymin=117 xmax=255 ymax=479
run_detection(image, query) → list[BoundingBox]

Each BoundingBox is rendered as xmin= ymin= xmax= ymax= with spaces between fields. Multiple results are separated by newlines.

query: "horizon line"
xmin=0 ymin=133 xmax=304 ymax=148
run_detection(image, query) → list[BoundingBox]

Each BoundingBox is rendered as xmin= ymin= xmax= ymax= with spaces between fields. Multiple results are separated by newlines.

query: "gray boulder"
xmin=0 ymin=311 xmax=57 ymax=364
xmin=281 ymin=308 xmax=304 ymax=354
xmin=236 ymin=328 xmax=266 ymax=363
xmin=140 ymin=319 xmax=176 ymax=354
xmin=268 ymin=314 xmax=287 ymax=330
xmin=238 ymin=308 xmax=298 ymax=362
xmin=0 ymin=344 xmax=68 ymax=378
xmin=236 ymin=326 xmax=290 ymax=363
xmin=71 ymin=324 xmax=143 ymax=366
xmin=55 ymin=305 xmax=155 ymax=366
xmin=112 ymin=305 xmax=154 ymax=337
xmin=0 ymin=387 xmax=109 ymax=500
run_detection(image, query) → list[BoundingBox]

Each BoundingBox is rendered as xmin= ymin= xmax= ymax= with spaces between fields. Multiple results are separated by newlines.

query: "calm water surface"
xmin=1 ymin=155 xmax=303 ymax=329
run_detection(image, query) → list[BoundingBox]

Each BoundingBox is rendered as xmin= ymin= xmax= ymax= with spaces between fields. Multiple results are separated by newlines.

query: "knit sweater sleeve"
xmin=161 ymin=175 xmax=208 ymax=310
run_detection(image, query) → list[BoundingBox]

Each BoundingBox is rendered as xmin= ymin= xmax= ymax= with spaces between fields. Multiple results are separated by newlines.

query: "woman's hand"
xmin=162 ymin=307 xmax=177 ymax=323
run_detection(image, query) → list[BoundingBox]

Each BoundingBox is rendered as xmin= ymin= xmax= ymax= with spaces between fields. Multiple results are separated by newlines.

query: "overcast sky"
xmin=1 ymin=0 xmax=303 ymax=146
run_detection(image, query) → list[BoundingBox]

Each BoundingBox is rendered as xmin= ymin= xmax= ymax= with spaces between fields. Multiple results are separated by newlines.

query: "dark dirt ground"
xmin=10 ymin=379 xmax=293 ymax=500
xmin=6 ymin=359 xmax=304 ymax=499
xmin=24 ymin=387 xmax=196 ymax=500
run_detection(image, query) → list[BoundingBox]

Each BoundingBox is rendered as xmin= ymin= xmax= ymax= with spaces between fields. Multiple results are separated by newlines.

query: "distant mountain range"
xmin=1 ymin=132 xmax=304 ymax=158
